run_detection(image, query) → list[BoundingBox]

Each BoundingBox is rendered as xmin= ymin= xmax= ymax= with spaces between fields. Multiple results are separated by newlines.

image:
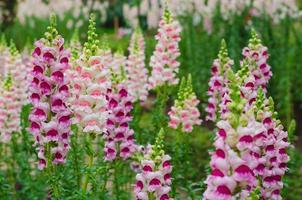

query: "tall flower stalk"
xmin=204 ymin=69 xmax=259 ymax=200
xmin=149 ymin=7 xmax=182 ymax=131
xmin=0 ymin=42 xmax=27 ymax=143
xmin=28 ymin=14 xmax=72 ymax=198
xmin=148 ymin=7 xmax=181 ymax=89
xmin=203 ymin=37 xmax=289 ymax=200
xmin=253 ymin=90 xmax=290 ymax=199
xmin=69 ymin=14 xmax=111 ymax=193
xmin=126 ymin=28 xmax=149 ymax=103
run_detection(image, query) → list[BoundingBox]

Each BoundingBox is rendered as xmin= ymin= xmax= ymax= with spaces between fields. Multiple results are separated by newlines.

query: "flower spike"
xmin=168 ymin=74 xmax=201 ymax=133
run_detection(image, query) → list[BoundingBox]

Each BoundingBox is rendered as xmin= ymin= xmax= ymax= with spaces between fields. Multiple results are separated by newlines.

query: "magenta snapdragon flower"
xmin=134 ymin=129 xmax=173 ymax=200
xmin=253 ymin=92 xmax=290 ymax=200
xmin=104 ymin=84 xmax=136 ymax=161
xmin=242 ymin=30 xmax=272 ymax=93
xmin=206 ymin=40 xmax=233 ymax=122
xmin=28 ymin=17 xmax=71 ymax=169
xmin=204 ymin=66 xmax=289 ymax=199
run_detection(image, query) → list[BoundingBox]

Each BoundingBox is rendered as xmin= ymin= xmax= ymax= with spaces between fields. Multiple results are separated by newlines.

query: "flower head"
xmin=134 ymin=129 xmax=173 ymax=200
xmin=126 ymin=28 xmax=149 ymax=103
xmin=206 ymin=40 xmax=233 ymax=122
xmin=168 ymin=74 xmax=201 ymax=132
xmin=148 ymin=7 xmax=181 ymax=89
xmin=28 ymin=14 xmax=72 ymax=169
xmin=69 ymin=14 xmax=110 ymax=135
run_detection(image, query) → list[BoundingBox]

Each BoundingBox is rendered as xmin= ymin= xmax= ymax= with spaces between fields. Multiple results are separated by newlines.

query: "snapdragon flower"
xmin=253 ymin=90 xmax=290 ymax=200
xmin=242 ymin=30 xmax=272 ymax=93
xmin=204 ymin=69 xmax=259 ymax=200
xmin=104 ymin=83 xmax=136 ymax=161
xmin=148 ymin=8 xmax=181 ymax=89
xmin=69 ymin=14 xmax=110 ymax=134
xmin=204 ymin=65 xmax=289 ymax=199
xmin=206 ymin=40 xmax=233 ymax=122
xmin=0 ymin=75 xmax=22 ymax=142
xmin=28 ymin=15 xmax=72 ymax=169
xmin=126 ymin=28 xmax=149 ymax=103
xmin=134 ymin=129 xmax=173 ymax=200
xmin=168 ymin=74 xmax=201 ymax=133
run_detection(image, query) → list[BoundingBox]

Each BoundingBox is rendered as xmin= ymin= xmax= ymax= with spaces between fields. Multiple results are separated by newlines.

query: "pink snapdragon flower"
xmin=9 ymin=44 xmax=30 ymax=105
xmin=242 ymin=30 xmax=272 ymax=93
xmin=204 ymin=69 xmax=262 ymax=199
xmin=0 ymin=75 xmax=22 ymax=142
xmin=134 ymin=129 xmax=173 ymax=200
xmin=148 ymin=8 xmax=181 ymax=89
xmin=0 ymin=44 xmax=29 ymax=142
xmin=253 ymin=94 xmax=290 ymax=199
xmin=206 ymin=40 xmax=233 ymax=122
xmin=168 ymin=75 xmax=201 ymax=133
xmin=238 ymin=60 xmax=258 ymax=112
xmin=126 ymin=28 xmax=149 ymax=103
xmin=69 ymin=15 xmax=110 ymax=134
xmin=70 ymin=55 xmax=110 ymax=134
xmin=204 ymin=66 xmax=289 ymax=199
xmin=28 ymin=19 xmax=72 ymax=170
xmin=104 ymin=84 xmax=136 ymax=161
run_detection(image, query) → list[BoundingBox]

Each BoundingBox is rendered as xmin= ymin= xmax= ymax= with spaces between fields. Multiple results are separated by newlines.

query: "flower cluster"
xmin=204 ymin=70 xmax=258 ymax=200
xmin=204 ymin=38 xmax=289 ymax=199
xmin=69 ymin=14 xmax=110 ymax=134
xmin=126 ymin=28 xmax=149 ymax=103
xmin=206 ymin=40 xmax=233 ymax=122
xmin=168 ymin=75 xmax=201 ymax=133
xmin=242 ymin=30 xmax=272 ymax=93
xmin=104 ymin=84 xmax=136 ymax=161
xmin=134 ymin=129 xmax=173 ymax=200
xmin=28 ymin=16 xmax=72 ymax=169
xmin=253 ymin=91 xmax=290 ymax=199
xmin=148 ymin=8 xmax=181 ymax=90
xmin=0 ymin=41 xmax=30 ymax=143
xmin=0 ymin=75 xmax=21 ymax=142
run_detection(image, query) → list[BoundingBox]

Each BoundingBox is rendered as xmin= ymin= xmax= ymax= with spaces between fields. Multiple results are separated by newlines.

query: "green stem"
xmin=45 ymin=144 xmax=60 ymax=199
xmin=148 ymin=192 xmax=156 ymax=200
xmin=71 ymin=127 xmax=81 ymax=189
xmin=82 ymin=154 xmax=94 ymax=193
xmin=82 ymin=133 xmax=95 ymax=193
xmin=153 ymin=85 xmax=169 ymax=131
xmin=114 ymin=159 xmax=120 ymax=199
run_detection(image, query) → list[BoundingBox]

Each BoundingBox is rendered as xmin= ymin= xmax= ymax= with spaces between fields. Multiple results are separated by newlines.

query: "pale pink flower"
xmin=126 ymin=29 xmax=149 ymax=103
xmin=148 ymin=9 xmax=181 ymax=89
xmin=169 ymin=75 xmax=201 ymax=133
